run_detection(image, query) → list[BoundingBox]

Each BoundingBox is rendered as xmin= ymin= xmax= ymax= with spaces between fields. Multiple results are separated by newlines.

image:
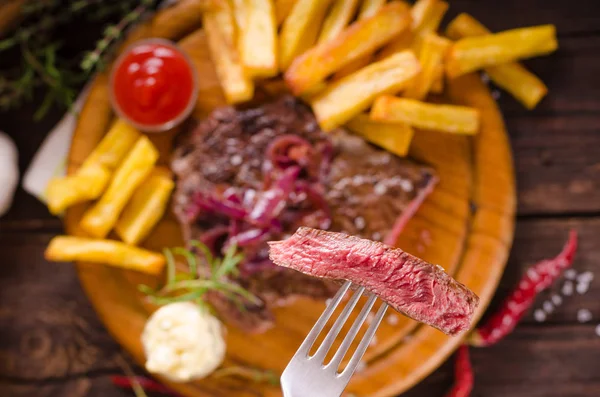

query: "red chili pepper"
xmin=444 ymin=345 xmax=473 ymax=397
xmin=470 ymin=230 xmax=578 ymax=347
xmin=110 ymin=375 xmax=181 ymax=396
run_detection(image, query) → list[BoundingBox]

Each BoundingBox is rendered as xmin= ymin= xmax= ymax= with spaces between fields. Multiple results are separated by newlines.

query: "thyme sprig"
xmin=139 ymin=241 xmax=260 ymax=308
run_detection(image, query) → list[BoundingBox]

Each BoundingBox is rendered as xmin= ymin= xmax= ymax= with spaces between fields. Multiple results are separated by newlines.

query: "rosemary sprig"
xmin=139 ymin=241 xmax=260 ymax=308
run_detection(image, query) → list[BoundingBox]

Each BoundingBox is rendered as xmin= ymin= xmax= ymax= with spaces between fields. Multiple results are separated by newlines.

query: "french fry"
xmin=358 ymin=0 xmax=387 ymax=19
xmin=346 ymin=113 xmax=414 ymax=157
xmin=203 ymin=4 xmax=254 ymax=103
xmin=410 ymin=0 xmax=448 ymax=50
xmin=333 ymin=0 xmax=390 ymax=79
xmin=446 ymin=25 xmax=558 ymax=78
xmin=311 ymin=50 xmax=420 ymax=131
xmin=411 ymin=0 xmax=448 ymax=54
xmin=485 ymin=64 xmax=548 ymax=109
xmin=82 ymin=118 xmax=141 ymax=170
xmin=46 ymin=165 xmax=111 ymax=215
xmin=275 ymin=0 xmax=298 ymax=25
xmin=404 ymin=33 xmax=451 ymax=100
xmin=376 ymin=30 xmax=413 ymax=61
xmin=231 ymin=0 xmax=247 ymax=32
xmin=285 ymin=2 xmax=411 ymax=95
xmin=238 ymin=0 xmax=278 ymax=77
xmin=371 ymin=96 xmax=480 ymax=135
xmin=45 ymin=119 xmax=140 ymax=214
xmin=430 ymin=63 xmax=444 ymax=93
xmin=317 ymin=0 xmax=360 ymax=45
xmin=446 ymin=13 xmax=548 ymax=109
xmin=278 ymin=0 xmax=334 ymax=70
xmin=80 ymin=136 xmax=159 ymax=238
xmin=45 ymin=236 xmax=165 ymax=275
xmin=115 ymin=168 xmax=175 ymax=246
xmin=445 ymin=12 xmax=488 ymax=40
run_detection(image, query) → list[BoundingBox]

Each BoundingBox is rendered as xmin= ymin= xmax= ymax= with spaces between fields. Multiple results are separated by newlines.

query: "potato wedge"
xmin=82 ymin=118 xmax=141 ymax=170
xmin=115 ymin=168 xmax=175 ymax=245
xmin=231 ymin=0 xmax=247 ymax=32
xmin=358 ymin=0 xmax=387 ymax=19
xmin=46 ymin=165 xmax=111 ymax=215
xmin=376 ymin=30 xmax=413 ymax=61
xmin=278 ymin=0 xmax=334 ymax=70
xmin=275 ymin=0 xmax=298 ymax=25
xmin=346 ymin=113 xmax=414 ymax=157
xmin=371 ymin=96 xmax=480 ymax=135
xmin=238 ymin=0 xmax=278 ymax=77
xmin=311 ymin=50 xmax=420 ymax=131
xmin=317 ymin=0 xmax=360 ymax=44
xmin=203 ymin=4 xmax=254 ymax=103
xmin=45 ymin=236 xmax=165 ymax=275
xmin=285 ymin=2 xmax=411 ymax=95
xmin=404 ymin=33 xmax=451 ymax=100
xmin=446 ymin=13 xmax=548 ymax=109
xmin=80 ymin=136 xmax=159 ymax=238
xmin=446 ymin=25 xmax=558 ymax=78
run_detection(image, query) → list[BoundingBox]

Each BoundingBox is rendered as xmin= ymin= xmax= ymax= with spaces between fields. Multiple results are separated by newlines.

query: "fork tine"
xmin=339 ymin=303 xmax=388 ymax=381
xmin=313 ymin=286 xmax=365 ymax=361
xmin=296 ymin=281 xmax=352 ymax=356
xmin=326 ymin=294 xmax=378 ymax=371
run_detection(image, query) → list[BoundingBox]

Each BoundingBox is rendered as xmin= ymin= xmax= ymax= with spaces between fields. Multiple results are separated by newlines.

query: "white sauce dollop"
xmin=141 ymin=302 xmax=226 ymax=382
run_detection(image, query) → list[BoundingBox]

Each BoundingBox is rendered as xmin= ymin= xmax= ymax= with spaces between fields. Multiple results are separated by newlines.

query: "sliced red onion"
xmin=229 ymin=228 xmax=270 ymax=247
xmin=198 ymin=225 xmax=230 ymax=254
xmin=266 ymin=135 xmax=313 ymax=170
xmin=249 ymin=166 xmax=300 ymax=226
xmin=191 ymin=191 xmax=247 ymax=220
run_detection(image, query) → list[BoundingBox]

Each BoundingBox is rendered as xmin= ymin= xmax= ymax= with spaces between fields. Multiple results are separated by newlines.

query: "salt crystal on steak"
xmin=269 ymin=227 xmax=479 ymax=336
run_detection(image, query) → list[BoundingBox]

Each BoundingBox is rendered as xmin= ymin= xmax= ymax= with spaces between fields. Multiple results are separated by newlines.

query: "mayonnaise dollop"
xmin=141 ymin=302 xmax=226 ymax=382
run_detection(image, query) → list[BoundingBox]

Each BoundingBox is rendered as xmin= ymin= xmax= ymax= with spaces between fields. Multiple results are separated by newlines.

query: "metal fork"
xmin=281 ymin=281 xmax=388 ymax=397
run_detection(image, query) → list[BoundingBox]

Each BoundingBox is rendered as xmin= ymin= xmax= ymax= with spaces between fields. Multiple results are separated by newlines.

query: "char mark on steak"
xmin=269 ymin=227 xmax=479 ymax=336
xmin=171 ymin=96 xmax=437 ymax=333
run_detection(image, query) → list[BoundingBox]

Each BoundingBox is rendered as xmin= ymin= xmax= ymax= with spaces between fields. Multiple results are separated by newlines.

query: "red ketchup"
xmin=110 ymin=39 xmax=197 ymax=131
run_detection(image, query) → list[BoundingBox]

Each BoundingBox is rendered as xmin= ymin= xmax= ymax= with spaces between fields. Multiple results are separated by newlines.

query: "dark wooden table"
xmin=1 ymin=1 xmax=600 ymax=396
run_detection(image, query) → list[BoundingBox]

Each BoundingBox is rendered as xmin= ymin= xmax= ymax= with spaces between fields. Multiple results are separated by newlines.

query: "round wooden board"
xmin=65 ymin=3 xmax=516 ymax=396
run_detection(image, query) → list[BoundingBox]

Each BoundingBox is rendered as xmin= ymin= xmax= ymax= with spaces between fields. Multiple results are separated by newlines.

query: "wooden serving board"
xmin=65 ymin=3 xmax=516 ymax=396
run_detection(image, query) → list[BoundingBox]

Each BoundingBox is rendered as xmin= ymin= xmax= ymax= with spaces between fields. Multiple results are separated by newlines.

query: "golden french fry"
xmin=404 ymin=33 xmax=451 ymax=100
xmin=446 ymin=25 xmax=558 ymax=78
xmin=275 ymin=0 xmax=298 ymax=25
xmin=285 ymin=2 xmax=411 ymax=95
xmin=115 ymin=168 xmax=175 ymax=245
xmin=203 ymin=4 xmax=254 ymax=103
xmin=278 ymin=0 xmax=334 ymax=70
xmin=411 ymin=0 xmax=448 ymax=54
xmin=358 ymin=0 xmax=387 ymax=19
xmin=376 ymin=30 xmax=413 ymax=61
xmin=371 ymin=96 xmax=480 ymax=135
xmin=445 ymin=12 xmax=488 ymax=40
xmin=238 ymin=0 xmax=278 ymax=77
xmin=333 ymin=0 xmax=392 ymax=79
xmin=485 ymin=64 xmax=548 ymax=110
xmin=80 ymin=136 xmax=159 ymax=238
xmin=231 ymin=0 xmax=247 ymax=32
xmin=446 ymin=13 xmax=548 ymax=109
xmin=430 ymin=63 xmax=444 ymax=93
xmin=45 ymin=119 xmax=140 ymax=214
xmin=46 ymin=165 xmax=111 ymax=215
xmin=333 ymin=54 xmax=372 ymax=80
xmin=346 ymin=113 xmax=414 ymax=157
xmin=317 ymin=0 xmax=360 ymax=44
xmin=45 ymin=236 xmax=165 ymax=275
xmin=311 ymin=50 xmax=420 ymax=131
xmin=82 ymin=118 xmax=141 ymax=170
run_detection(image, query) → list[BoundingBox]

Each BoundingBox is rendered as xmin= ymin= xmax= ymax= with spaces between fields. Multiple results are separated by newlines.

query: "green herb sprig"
xmin=139 ymin=241 xmax=260 ymax=309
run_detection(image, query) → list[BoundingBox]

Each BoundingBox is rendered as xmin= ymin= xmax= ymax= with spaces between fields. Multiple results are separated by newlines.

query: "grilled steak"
xmin=269 ymin=227 xmax=479 ymax=335
xmin=171 ymin=96 xmax=437 ymax=333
